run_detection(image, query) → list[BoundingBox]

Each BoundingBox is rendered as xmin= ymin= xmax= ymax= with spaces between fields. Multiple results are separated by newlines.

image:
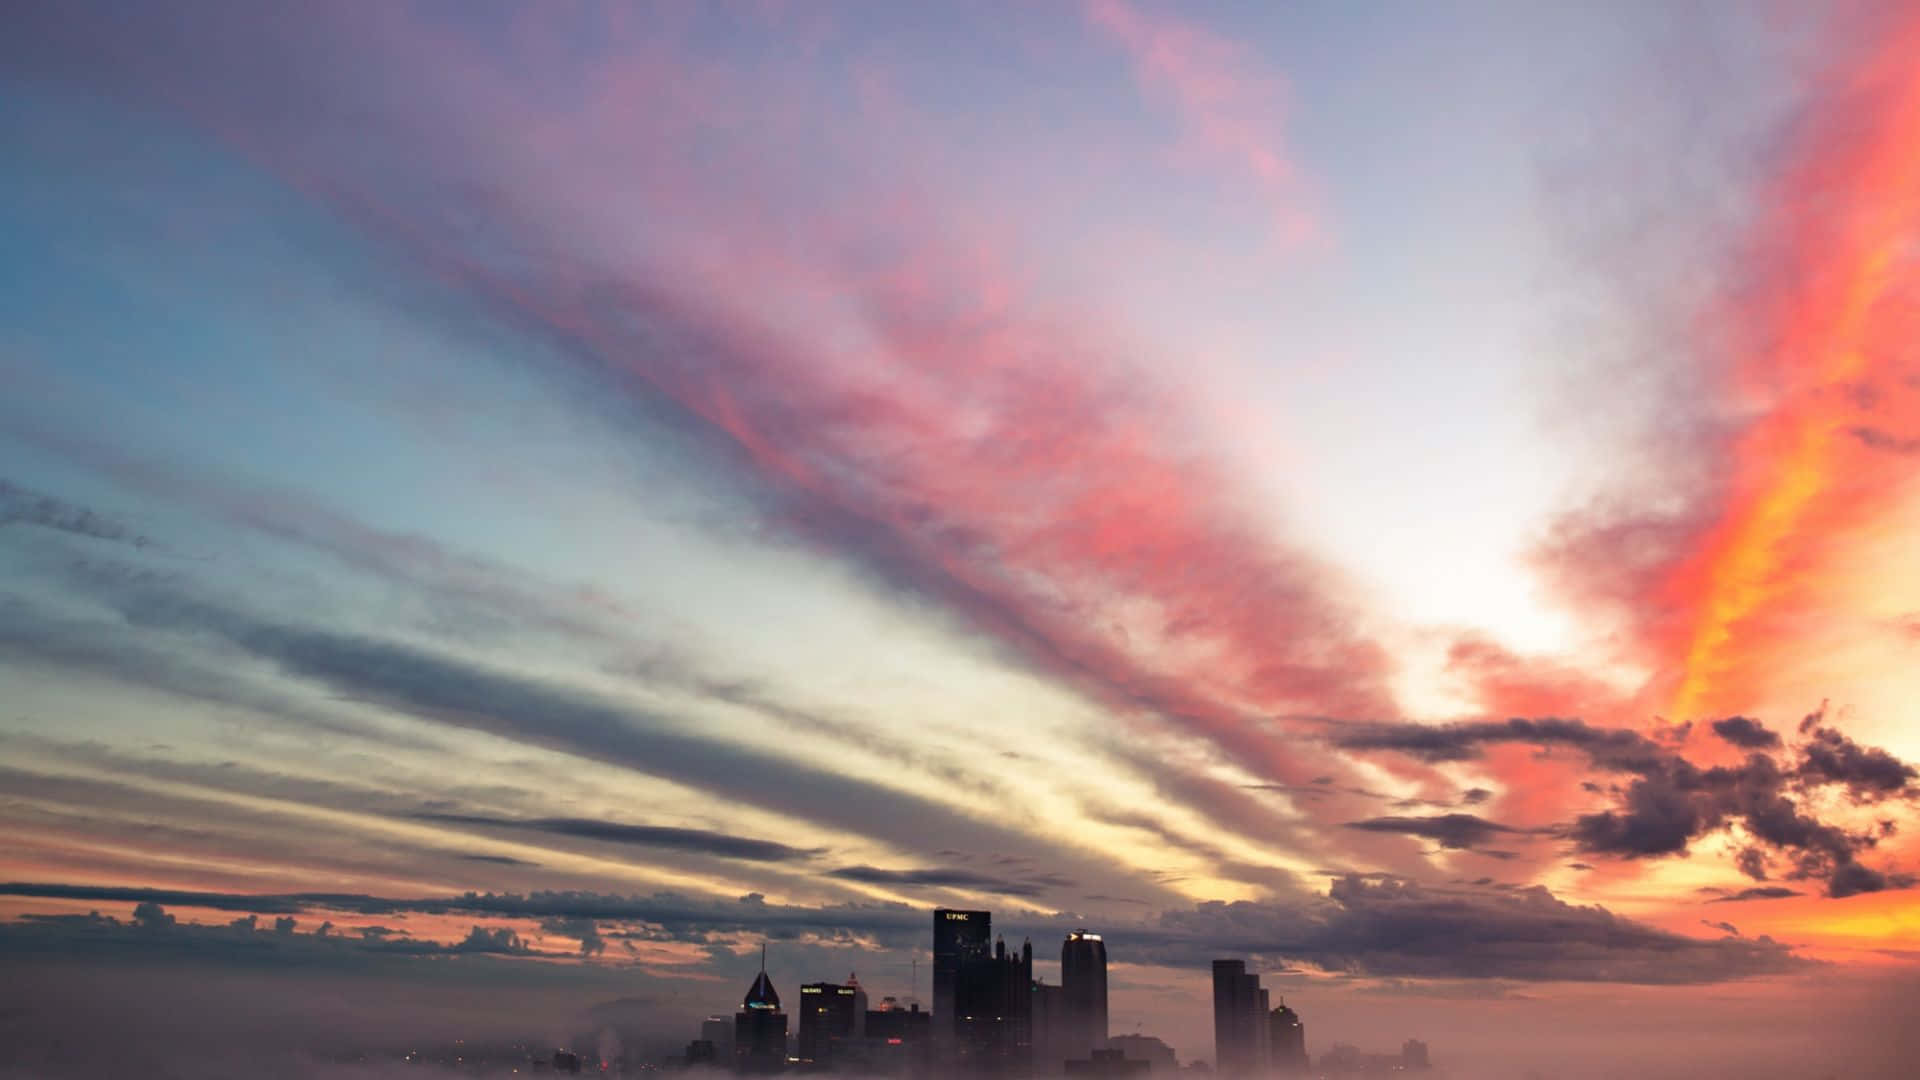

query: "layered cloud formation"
xmin=2 ymin=2 xmax=1919 ymax=1072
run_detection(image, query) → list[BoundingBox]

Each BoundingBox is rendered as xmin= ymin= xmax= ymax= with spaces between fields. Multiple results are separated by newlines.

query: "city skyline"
xmin=4 ymin=1 xmax=1920 ymax=1077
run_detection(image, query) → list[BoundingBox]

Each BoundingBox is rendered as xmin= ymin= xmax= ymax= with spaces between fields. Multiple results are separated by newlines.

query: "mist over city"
xmin=4 ymin=2 xmax=1920 ymax=1078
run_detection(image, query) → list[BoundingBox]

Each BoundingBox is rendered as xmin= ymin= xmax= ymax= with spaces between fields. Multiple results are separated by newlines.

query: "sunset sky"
xmin=3 ymin=2 xmax=1919 ymax=1077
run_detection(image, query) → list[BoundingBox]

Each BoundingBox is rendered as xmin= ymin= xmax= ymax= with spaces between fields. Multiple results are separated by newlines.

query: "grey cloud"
xmin=0 ymin=478 xmax=160 ymax=550
xmin=1342 ymin=813 xmax=1533 ymax=851
xmin=0 ymin=592 xmax=410 ymax=747
xmin=1338 ymin=713 xmax=1918 ymax=898
xmin=131 ymin=900 xmax=175 ymax=929
xmin=416 ymin=812 xmax=821 ymax=864
xmin=823 ymin=866 xmax=1058 ymax=898
xmin=1848 ymin=425 xmax=1920 ymax=455
xmin=1711 ymin=716 xmax=1781 ymax=749
xmin=46 ymin=572 xmax=1141 ymax=903
xmin=1143 ymin=875 xmax=1805 ymax=984
xmin=1332 ymin=717 xmax=1667 ymax=772
xmin=0 ymin=878 xmax=1808 ymax=986
xmin=1797 ymin=723 xmax=1917 ymax=796
xmin=1706 ymin=887 xmax=1803 ymax=903
xmin=3 ymin=883 xmax=309 ymax=915
xmin=539 ymin=916 xmax=606 ymax=955
xmin=453 ymin=925 xmax=529 ymax=955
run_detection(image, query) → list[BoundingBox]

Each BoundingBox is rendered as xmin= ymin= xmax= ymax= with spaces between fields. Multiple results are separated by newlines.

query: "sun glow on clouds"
xmin=2 ymin=5 xmax=1920 ymax=1048
xmin=1650 ymin=10 xmax=1920 ymax=724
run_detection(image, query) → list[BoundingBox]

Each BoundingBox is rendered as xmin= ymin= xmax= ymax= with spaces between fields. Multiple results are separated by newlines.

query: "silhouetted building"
xmin=553 ymin=1049 xmax=583 ymax=1074
xmin=1318 ymin=1042 xmax=1429 ymax=1076
xmin=687 ymin=1040 xmax=720 ymax=1067
xmin=935 ymin=909 xmax=993 ymax=1057
xmin=955 ymin=934 xmax=1033 ymax=1074
xmin=1031 ymin=979 xmax=1069 ymax=1075
xmin=1268 ymin=1000 xmax=1306 ymax=1074
xmin=1062 ymin=930 xmax=1108 ymax=1060
xmin=866 ymin=1000 xmax=930 ymax=1041
xmin=1065 ymin=1049 xmax=1149 ymax=1079
xmin=735 ymin=950 xmax=788 ymax=1073
xmin=849 ymin=999 xmax=930 ymax=1076
xmin=797 ymin=981 xmax=859 ymax=1067
xmin=703 ymin=1015 xmax=736 ymax=1060
xmin=1210 ymin=961 xmax=1268 ymax=1077
xmin=848 ymin=973 xmax=870 ymax=1038
xmin=1107 ymin=1035 xmax=1176 ymax=1074
xmin=1319 ymin=1044 xmax=1362 ymax=1074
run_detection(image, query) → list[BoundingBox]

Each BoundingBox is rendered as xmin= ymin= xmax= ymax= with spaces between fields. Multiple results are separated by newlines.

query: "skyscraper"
xmin=1210 ymin=960 xmax=1268 ymax=1077
xmin=735 ymin=949 xmax=788 ymax=1073
xmin=934 ymin=909 xmax=992 ymax=1055
xmin=954 ymin=934 xmax=1033 ymax=1074
xmin=797 ymin=981 xmax=859 ymax=1067
xmin=1061 ymin=929 xmax=1108 ymax=1060
xmin=1269 ymin=999 xmax=1307 ymax=1074
xmin=1031 ymin=979 xmax=1068 ymax=1075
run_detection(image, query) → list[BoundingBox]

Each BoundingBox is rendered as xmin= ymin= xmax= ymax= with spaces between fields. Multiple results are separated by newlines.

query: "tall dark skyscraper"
xmin=1211 ymin=960 xmax=1269 ymax=1077
xmin=1269 ymin=999 xmax=1307 ymax=1074
xmin=1061 ymin=929 xmax=1108 ymax=1060
xmin=735 ymin=949 xmax=788 ymax=1073
xmin=934 ymin=909 xmax=993 ymax=1054
xmin=796 ymin=981 xmax=859 ymax=1066
xmin=954 ymin=934 xmax=1033 ymax=1073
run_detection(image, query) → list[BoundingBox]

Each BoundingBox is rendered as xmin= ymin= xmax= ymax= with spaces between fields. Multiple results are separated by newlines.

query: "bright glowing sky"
xmin=3 ymin=2 xmax=1919 ymax=1076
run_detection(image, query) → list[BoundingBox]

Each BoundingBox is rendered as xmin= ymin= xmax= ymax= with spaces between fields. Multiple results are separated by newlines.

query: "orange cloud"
xmin=1543 ymin=7 xmax=1920 ymax=727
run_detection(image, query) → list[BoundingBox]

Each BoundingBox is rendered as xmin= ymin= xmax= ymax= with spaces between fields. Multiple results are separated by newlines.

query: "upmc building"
xmin=932 ymin=908 xmax=992 ymax=1052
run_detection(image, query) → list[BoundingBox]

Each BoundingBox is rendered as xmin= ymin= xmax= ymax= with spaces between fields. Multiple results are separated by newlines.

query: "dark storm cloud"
xmin=0 ymin=877 xmax=1807 ymax=985
xmin=416 ymin=813 xmax=821 ymax=864
xmin=1336 ymin=714 xmax=1918 ymax=898
xmin=1711 ymin=716 xmax=1781 ymax=749
xmin=1342 ymin=813 xmax=1532 ymax=851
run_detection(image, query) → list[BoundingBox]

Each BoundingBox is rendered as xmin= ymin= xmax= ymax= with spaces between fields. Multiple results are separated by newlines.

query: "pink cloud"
xmin=1085 ymin=0 xmax=1317 ymax=248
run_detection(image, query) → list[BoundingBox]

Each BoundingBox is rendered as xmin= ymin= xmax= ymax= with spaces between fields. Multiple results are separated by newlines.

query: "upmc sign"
xmin=944 ymin=912 xmax=970 ymax=920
